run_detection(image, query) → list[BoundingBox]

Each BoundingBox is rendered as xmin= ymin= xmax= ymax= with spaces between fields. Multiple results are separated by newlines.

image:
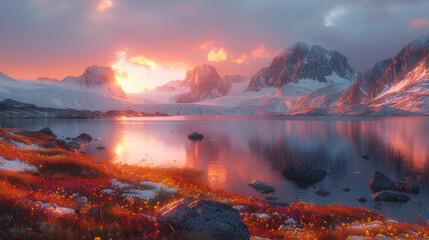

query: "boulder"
xmin=369 ymin=171 xmax=420 ymax=194
xmin=371 ymin=190 xmax=410 ymax=202
xmin=77 ymin=133 xmax=93 ymax=143
xmin=342 ymin=187 xmax=351 ymax=192
xmin=38 ymin=127 xmax=57 ymax=138
xmin=356 ymin=196 xmax=367 ymax=203
xmin=394 ymin=181 xmax=420 ymax=194
xmin=188 ymin=132 xmax=204 ymax=141
xmin=66 ymin=133 xmax=93 ymax=152
xmin=248 ymin=180 xmax=275 ymax=194
xmin=282 ymin=165 xmax=326 ymax=188
xmin=314 ymin=188 xmax=330 ymax=196
xmin=369 ymin=171 xmax=395 ymax=193
xmin=362 ymin=154 xmax=370 ymax=159
xmin=157 ymin=197 xmax=249 ymax=240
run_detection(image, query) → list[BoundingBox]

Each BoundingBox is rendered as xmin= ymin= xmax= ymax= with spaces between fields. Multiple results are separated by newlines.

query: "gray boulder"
xmin=356 ymin=196 xmax=368 ymax=203
xmin=369 ymin=171 xmax=395 ymax=193
xmin=371 ymin=190 xmax=410 ymax=203
xmin=66 ymin=133 xmax=93 ymax=152
xmin=156 ymin=198 xmax=250 ymax=240
xmin=188 ymin=132 xmax=204 ymax=141
xmin=369 ymin=171 xmax=420 ymax=194
xmin=315 ymin=188 xmax=331 ymax=196
xmin=248 ymin=180 xmax=275 ymax=194
xmin=282 ymin=165 xmax=326 ymax=188
xmin=38 ymin=127 xmax=57 ymax=138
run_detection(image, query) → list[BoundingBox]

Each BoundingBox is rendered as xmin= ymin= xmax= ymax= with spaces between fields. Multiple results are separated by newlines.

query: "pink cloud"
xmin=409 ymin=18 xmax=429 ymax=28
xmin=251 ymin=44 xmax=272 ymax=59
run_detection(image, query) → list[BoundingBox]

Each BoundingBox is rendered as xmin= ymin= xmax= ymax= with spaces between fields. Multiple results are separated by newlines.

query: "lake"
xmin=1 ymin=116 xmax=428 ymax=223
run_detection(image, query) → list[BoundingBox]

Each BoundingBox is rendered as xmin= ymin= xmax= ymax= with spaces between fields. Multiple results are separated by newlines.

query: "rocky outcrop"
xmin=156 ymin=197 xmax=250 ymax=240
xmin=0 ymin=99 xmax=101 ymax=119
xmin=247 ymin=42 xmax=358 ymax=91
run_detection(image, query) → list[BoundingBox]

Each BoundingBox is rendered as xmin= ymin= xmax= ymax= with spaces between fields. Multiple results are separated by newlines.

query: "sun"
xmin=111 ymin=50 xmax=188 ymax=93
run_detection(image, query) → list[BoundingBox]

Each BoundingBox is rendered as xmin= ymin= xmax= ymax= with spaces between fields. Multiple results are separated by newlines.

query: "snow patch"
xmin=0 ymin=157 xmax=38 ymax=173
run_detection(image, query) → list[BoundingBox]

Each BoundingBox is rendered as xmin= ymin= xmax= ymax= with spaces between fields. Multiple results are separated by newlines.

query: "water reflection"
xmin=1 ymin=116 xmax=428 ymax=222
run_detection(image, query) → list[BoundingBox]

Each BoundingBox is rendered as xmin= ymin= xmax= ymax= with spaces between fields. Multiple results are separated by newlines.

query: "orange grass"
xmin=0 ymin=128 xmax=428 ymax=239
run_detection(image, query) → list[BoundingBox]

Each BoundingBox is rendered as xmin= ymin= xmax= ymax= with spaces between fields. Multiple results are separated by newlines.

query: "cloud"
xmin=112 ymin=51 xmax=186 ymax=92
xmin=208 ymin=48 xmax=227 ymax=62
xmin=409 ymin=18 xmax=429 ymax=28
xmin=232 ymin=54 xmax=249 ymax=64
xmin=129 ymin=56 xmax=157 ymax=70
xmin=97 ymin=0 xmax=112 ymax=11
xmin=251 ymin=44 xmax=272 ymax=59
xmin=1 ymin=0 xmax=429 ymax=79
xmin=324 ymin=6 xmax=347 ymax=27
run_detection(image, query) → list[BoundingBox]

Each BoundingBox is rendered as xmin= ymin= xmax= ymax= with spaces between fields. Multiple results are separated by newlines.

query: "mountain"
xmin=0 ymin=66 xmax=135 ymax=111
xmin=247 ymin=42 xmax=358 ymax=91
xmin=37 ymin=77 xmax=60 ymax=82
xmin=339 ymin=35 xmax=429 ymax=113
xmin=0 ymin=72 xmax=17 ymax=82
xmin=61 ymin=65 xmax=126 ymax=98
xmin=174 ymin=64 xmax=232 ymax=103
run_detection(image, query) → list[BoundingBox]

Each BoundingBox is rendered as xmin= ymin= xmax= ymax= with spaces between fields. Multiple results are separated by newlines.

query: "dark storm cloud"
xmin=0 ymin=0 xmax=428 ymax=79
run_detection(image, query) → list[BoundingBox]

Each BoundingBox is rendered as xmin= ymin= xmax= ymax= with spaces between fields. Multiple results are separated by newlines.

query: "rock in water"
xmin=66 ymin=133 xmax=93 ymax=152
xmin=314 ymin=188 xmax=331 ymax=196
xmin=282 ymin=165 xmax=326 ymax=188
xmin=156 ymin=197 xmax=250 ymax=240
xmin=369 ymin=171 xmax=420 ymax=194
xmin=394 ymin=181 xmax=420 ymax=194
xmin=248 ymin=180 xmax=275 ymax=194
xmin=188 ymin=132 xmax=204 ymax=141
xmin=371 ymin=190 xmax=410 ymax=203
xmin=362 ymin=154 xmax=370 ymax=159
xmin=38 ymin=127 xmax=57 ymax=138
xmin=369 ymin=171 xmax=395 ymax=193
xmin=343 ymin=187 xmax=351 ymax=192
xmin=356 ymin=196 xmax=367 ymax=203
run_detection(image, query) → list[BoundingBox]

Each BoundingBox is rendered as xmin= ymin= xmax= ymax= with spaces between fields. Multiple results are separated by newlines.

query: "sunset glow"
xmin=111 ymin=51 xmax=188 ymax=93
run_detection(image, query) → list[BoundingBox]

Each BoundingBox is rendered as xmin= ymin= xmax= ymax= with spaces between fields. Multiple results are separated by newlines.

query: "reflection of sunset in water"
xmin=2 ymin=116 xmax=429 ymax=222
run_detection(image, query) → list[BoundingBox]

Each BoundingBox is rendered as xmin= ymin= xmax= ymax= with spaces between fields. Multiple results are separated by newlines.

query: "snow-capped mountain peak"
xmin=247 ymin=42 xmax=358 ymax=91
xmin=0 ymin=72 xmax=17 ymax=82
xmin=175 ymin=64 xmax=232 ymax=103
xmin=339 ymin=34 xmax=429 ymax=108
xmin=61 ymin=65 xmax=126 ymax=98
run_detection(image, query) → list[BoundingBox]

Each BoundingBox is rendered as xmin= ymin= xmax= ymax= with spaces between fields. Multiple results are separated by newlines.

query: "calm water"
xmin=1 ymin=116 xmax=429 ymax=223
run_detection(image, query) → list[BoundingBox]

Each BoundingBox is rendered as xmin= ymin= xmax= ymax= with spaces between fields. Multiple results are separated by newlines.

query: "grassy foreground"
xmin=0 ymin=128 xmax=428 ymax=240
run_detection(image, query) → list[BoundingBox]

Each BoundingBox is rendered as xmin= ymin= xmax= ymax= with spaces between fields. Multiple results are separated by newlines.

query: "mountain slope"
xmin=175 ymin=64 xmax=232 ymax=103
xmin=62 ymin=65 xmax=126 ymax=98
xmin=0 ymin=72 xmax=17 ymax=82
xmin=339 ymin=35 xmax=429 ymax=109
xmin=247 ymin=42 xmax=358 ymax=91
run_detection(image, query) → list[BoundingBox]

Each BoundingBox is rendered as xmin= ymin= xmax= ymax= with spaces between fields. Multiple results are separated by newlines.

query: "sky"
xmin=0 ymin=0 xmax=428 ymax=92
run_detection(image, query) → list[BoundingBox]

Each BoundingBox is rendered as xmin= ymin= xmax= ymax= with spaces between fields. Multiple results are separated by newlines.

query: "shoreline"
xmin=0 ymin=127 xmax=428 ymax=239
